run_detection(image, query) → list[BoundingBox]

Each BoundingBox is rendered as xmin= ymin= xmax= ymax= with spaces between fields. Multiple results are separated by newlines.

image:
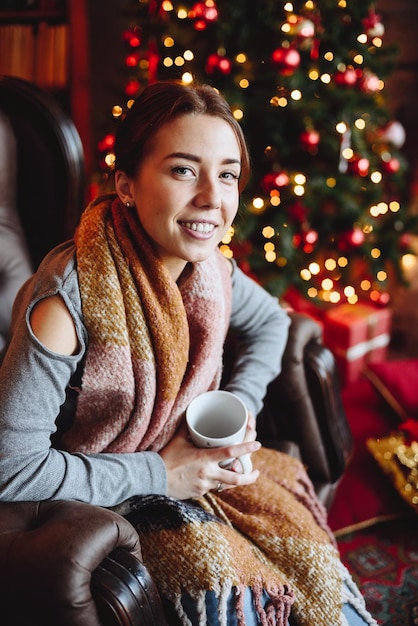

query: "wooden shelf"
xmin=0 ymin=0 xmax=92 ymax=175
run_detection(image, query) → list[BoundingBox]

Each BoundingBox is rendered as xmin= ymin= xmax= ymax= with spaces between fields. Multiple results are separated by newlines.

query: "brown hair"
xmin=114 ymin=81 xmax=250 ymax=192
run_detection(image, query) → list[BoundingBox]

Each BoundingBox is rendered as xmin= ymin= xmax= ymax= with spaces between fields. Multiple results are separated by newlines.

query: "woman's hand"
xmin=159 ymin=418 xmax=261 ymax=500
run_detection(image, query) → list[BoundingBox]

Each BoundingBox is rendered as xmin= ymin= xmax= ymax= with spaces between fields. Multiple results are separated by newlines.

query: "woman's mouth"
xmin=180 ymin=221 xmax=216 ymax=234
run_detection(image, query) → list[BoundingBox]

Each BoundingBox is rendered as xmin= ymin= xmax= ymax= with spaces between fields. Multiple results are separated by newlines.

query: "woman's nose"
xmin=193 ymin=176 xmax=221 ymax=209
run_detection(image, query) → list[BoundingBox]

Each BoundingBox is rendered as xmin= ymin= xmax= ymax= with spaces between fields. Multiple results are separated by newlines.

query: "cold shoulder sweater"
xmin=0 ymin=241 xmax=290 ymax=506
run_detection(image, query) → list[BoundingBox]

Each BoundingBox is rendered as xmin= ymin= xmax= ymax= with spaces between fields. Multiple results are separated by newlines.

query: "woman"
xmin=0 ymin=81 xmax=375 ymax=625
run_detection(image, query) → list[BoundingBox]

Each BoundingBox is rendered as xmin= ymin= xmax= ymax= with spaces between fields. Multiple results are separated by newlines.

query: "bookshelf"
xmin=0 ymin=0 xmax=92 ymax=174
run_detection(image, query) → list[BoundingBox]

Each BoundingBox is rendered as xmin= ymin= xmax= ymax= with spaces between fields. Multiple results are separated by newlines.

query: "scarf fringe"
xmin=171 ymin=582 xmax=294 ymax=626
xmin=339 ymin=563 xmax=379 ymax=626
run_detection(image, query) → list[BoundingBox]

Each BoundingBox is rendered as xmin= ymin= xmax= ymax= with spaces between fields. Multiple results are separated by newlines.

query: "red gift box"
xmin=323 ymin=303 xmax=392 ymax=386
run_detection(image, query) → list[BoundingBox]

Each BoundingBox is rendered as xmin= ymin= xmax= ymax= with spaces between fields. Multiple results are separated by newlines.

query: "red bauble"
xmin=383 ymin=157 xmax=401 ymax=174
xmin=125 ymin=79 xmax=140 ymax=97
xmin=122 ymin=29 xmax=141 ymax=48
xmin=190 ymin=1 xmax=218 ymax=30
xmin=205 ymin=53 xmax=232 ymax=74
xmin=125 ymin=53 xmax=140 ymax=68
xmin=360 ymin=72 xmax=380 ymax=93
xmin=334 ymin=67 xmax=357 ymax=86
xmin=261 ymin=171 xmax=290 ymax=193
xmin=98 ymin=133 xmax=115 ymax=153
xmin=339 ymin=227 xmax=365 ymax=250
xmin=349 ymin=156 xmax=370 ymax=177
xmin=190 ymin=1 xmax=218 ymax=21
xmin=300 ymin=130 xmax=320 ymax=149
xmin=303 ymin=229 xmax=318 ymax=245
xmin=271 ymin=48 xmax=300 ymax=75
xmin=362 ymin=10 xmax=385 ymax=38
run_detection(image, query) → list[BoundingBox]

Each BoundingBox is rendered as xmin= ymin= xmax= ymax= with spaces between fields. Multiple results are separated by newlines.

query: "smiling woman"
xmin=114 ymin=113 xmax=241 ymax=280
xmin=0 ymin=80 xmax=376 ymax=626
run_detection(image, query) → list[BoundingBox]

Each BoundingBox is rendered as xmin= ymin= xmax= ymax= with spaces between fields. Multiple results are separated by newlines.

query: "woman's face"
xmin=118 ymin=113 xmax=242 ymax=280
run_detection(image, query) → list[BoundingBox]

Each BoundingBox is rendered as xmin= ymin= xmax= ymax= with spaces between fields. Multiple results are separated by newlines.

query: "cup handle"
xmin=237 ymin=453 xmax=253 ymax=474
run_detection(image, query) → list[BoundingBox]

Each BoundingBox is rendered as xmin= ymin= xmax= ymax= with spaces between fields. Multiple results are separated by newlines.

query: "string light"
xmin=177 ymin=7 xmax=188 ymax=19
xmin=251 ymin=197 xmax=265 ymax=213
xmin=262 ymin=226 xmax=275 ymax=238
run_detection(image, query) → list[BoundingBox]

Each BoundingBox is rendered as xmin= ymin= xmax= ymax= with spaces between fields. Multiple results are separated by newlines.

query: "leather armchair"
xmin=0 ymin=76 xmax=353 ymax=625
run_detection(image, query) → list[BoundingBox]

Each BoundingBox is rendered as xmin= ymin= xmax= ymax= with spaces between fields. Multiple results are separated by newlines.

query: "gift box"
xmin=323 ymin=303 xmax=392 ymax=386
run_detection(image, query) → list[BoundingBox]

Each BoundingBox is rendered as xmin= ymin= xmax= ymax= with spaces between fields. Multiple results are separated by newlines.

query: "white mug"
xmin=186 ymin=390 xmax=253 ymax=474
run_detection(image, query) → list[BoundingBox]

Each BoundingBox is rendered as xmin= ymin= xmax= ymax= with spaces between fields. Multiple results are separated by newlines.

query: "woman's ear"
xmin=114 ymin=171 xmax=134 ymax=206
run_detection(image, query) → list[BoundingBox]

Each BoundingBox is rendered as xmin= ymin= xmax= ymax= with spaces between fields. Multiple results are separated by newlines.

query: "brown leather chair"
xmin=0 ymin=76 xmax=353 ymax=626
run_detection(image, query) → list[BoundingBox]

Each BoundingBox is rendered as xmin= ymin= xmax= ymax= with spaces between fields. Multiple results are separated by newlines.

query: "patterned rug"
xmin=337 ymin=517 xmax=418 ymax=625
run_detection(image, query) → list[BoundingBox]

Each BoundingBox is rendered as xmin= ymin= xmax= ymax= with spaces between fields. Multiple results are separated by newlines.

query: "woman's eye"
xmin=172 ymin=166 xmax=193 ymax=176
xmin=222 ymin=171 xmax=240 ymax=181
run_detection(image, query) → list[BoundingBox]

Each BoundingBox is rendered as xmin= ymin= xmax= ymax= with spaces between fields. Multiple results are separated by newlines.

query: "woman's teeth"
xmin=183 ymin=222 xmax=215 ymax=233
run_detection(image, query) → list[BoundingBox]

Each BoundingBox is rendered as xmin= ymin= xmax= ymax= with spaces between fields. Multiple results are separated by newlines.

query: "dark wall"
xmin=377 ymin=0 xmax=418 ymax=209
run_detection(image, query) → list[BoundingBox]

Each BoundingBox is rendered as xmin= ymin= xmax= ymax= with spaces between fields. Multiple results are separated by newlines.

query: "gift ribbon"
xmin=335 ymin=332 xmax=390 ymax=362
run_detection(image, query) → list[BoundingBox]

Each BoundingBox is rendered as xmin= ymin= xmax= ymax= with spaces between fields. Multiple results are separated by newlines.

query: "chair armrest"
xmin=257 ymin=311 xmax=353 ymax=508
xmin=92 ymin=548 xmax=167 ymax=626
xmin=0 ymin=500 xmax=165 ymax=626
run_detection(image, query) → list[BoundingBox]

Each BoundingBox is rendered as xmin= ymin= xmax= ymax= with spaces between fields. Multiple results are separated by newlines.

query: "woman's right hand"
xmin=159 ymin=423 xmax=261 ymax=500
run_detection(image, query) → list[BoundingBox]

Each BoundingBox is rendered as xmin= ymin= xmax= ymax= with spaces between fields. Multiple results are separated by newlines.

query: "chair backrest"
xmin=0 ymin=75 xmax=86 ymax=269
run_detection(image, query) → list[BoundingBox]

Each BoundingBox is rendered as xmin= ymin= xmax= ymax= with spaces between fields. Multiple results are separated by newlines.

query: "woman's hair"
xmin=114 ymin=81 xmax=251 ymax=192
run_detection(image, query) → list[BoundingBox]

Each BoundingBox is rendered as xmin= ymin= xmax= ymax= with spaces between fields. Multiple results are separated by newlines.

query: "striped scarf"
xmin=63 ymin=193 xmax=231 ymax=453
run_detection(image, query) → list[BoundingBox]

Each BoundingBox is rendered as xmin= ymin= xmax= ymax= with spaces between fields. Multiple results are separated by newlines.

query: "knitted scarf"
xmin=66 ymin=193 xmax=375 ymax=625
xmin=64 ymin=193 xmax=231 ymax=453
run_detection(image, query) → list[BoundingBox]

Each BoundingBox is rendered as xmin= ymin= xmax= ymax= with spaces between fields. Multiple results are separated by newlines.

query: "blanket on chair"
xmin=118 ymin=448 xmax=374 ymax=626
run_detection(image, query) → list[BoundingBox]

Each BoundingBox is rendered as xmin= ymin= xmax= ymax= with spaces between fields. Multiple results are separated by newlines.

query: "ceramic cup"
xmin=186 ymin=390 xmax=253 ymax=474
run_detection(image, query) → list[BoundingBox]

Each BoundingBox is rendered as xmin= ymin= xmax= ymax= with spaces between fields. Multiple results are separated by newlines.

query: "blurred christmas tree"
xmin=97 ymin=0 xmax=418 ymax=307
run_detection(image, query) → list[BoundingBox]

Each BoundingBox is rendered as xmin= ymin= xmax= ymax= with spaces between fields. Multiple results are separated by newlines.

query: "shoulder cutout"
xmin=30 ymin=294 xmax=79 ymax=356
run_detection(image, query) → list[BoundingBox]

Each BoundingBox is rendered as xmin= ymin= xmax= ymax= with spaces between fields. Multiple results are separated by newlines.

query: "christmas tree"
xmin=97 ymin=0 xmax=418 ymax=308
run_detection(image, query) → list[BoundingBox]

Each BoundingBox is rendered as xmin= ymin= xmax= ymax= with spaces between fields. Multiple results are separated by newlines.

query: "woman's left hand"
xmin=160 ymin=417 xmax=260 ymax=500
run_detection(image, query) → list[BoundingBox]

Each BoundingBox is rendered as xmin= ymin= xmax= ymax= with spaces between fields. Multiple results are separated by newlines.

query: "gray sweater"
xmin=0 ymin=241 xmax=290 ymax=506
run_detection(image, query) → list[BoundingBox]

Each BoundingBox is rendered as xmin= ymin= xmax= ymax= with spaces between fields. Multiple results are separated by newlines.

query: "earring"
xmin=125 ymin=201 xmax=131 ymax=208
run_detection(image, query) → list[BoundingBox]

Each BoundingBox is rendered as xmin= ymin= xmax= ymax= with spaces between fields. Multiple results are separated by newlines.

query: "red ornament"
xmin=383 ymin=157 xmax=401 ymax=174
xmin=339 ymin=227 xmax=365 ymax=250
xmin=334 ymin=67 xmax=358 ymax=86
xmin=362 ymin=9 xmax=385 ymax=38
xmin=303 ymin=229 xmax=318 ymax=244
xmin=261 ymin=171 xmax=290 ymax=193
xmin=360 ymin=71 xmax=380 ymax=93
xmin=125 ymin=79 xmax=140 ymax=97
xmin=122 ymin=29 xmax=141 ymax=48
xmin=349 ymin=156 xmax=370 ymax=177
xmin=300 ymin=130 xmax=320 ymax=150
xmin=125 ymin=53 xmax=140 ymax=68
xmin=190 ymin=1 xmax=218 ymax=30
xmin=271 ymin=48 xmax=300 ymax=75
xmin=97 ymin=134 xmax=115 ymax=153
xmin=205 ymin=53 xmax=232 ymax=75
xmin=292 ymin=228 xmax=317 ymax=253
